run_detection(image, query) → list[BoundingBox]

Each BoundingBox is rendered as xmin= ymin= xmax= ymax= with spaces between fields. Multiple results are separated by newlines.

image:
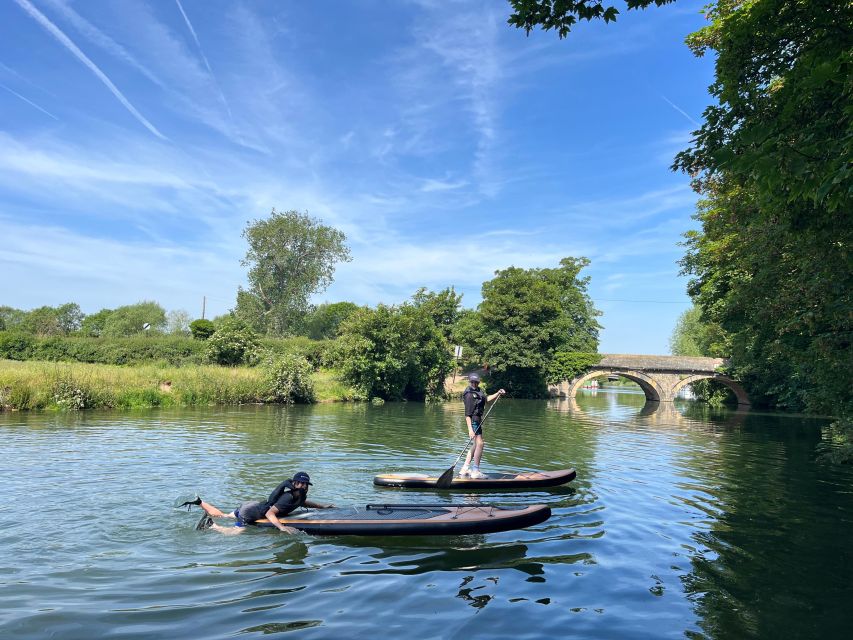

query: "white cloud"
xmin=420 ymin=178 xmax=468 ymax=193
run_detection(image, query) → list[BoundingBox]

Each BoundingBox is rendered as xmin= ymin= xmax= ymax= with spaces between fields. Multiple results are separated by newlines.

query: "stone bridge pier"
xmin=548 ymin=354 xmax=750 ymax=406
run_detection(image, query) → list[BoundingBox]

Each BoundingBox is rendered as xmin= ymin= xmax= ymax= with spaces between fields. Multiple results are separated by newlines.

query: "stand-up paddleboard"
xmin=251 ymin=503 xmax=550 ymax=536
xmin=373 ymin=468 xmax=576 ymax=490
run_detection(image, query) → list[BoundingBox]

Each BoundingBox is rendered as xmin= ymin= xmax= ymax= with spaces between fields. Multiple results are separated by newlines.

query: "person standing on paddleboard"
xmin=182 ymin=471 xmax=334 ymax=534
xmin=460 ymin=374 xmax=505 ymax=479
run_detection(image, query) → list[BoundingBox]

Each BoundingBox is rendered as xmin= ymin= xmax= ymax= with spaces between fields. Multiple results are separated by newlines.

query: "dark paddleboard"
xmin=373 ymin=468 xmax=576 ymax=490
xmin=252 ymin=503 xmax=551 ymax=536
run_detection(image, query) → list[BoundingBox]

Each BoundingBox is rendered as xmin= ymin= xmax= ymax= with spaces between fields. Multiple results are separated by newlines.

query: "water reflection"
xmin=1 ymin=396 xmax=850 ymax=639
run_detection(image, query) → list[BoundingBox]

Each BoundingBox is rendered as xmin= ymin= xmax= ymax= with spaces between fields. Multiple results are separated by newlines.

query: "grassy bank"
xmin=0 ymin=360 xmax=358 ymax=411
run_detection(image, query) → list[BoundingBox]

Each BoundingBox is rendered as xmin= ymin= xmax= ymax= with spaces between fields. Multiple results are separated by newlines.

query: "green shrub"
xmin=190 ymin=319 xmax=215 ymax=340
xmin=334 ymin=304 xmax=452 ymax=401
xmin=260 ymin=336 xmax=332 ymax=369
xmin=206 ymin=318 xmax=261 ymax=366
xmin=52 ymin=377 xmax=93 ymax=410
xmin=0 ymin=331 xmax=34 ymax=360
xmin=545 ymin=351 xmax=602 ymax=384
xmin=17 ymin=336 xmax=206 ymax=366
xmin=262 ymin=354 xmax=315 ymax=403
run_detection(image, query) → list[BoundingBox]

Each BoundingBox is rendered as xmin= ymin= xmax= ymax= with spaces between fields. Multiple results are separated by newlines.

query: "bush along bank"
xmin=0 ymin=360 xmax=357 ymax=411
xmin=0 ymin=332 xmax=333 ymax=368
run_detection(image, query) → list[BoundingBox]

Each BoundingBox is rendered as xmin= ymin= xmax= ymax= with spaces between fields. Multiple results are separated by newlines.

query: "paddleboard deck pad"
xmin=252 ymin=503 xmax=551 ymax=536
xmin=373 ymin=468 xmax=576 ymax=490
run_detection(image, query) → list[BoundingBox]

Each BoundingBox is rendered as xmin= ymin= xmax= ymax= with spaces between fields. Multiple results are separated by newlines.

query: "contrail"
xmin=13 ymin=0 xmax=167 ymax=140
xmin=0 ymin=81 xmax=58 ymax=120
xmin=42 ymin=0 xmax=165 ymax=90
xmin=660 ymin=94 xmax=700 ymax=127
xmin=175 ymin=0 xmax=233 ymax=120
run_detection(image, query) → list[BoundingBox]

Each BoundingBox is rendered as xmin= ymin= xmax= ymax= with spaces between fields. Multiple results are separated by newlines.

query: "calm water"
xmin=1 ymin=390 xmax=851 ymax=639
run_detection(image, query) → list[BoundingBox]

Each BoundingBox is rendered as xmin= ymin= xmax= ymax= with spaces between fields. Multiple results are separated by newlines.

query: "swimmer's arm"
xmin=304 ymin=500 xmax=335 ymax=509
xmin=265 ymin=507 xmax=299 ymax=534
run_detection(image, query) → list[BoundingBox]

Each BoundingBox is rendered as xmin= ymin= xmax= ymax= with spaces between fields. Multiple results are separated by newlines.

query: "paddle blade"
xmin=435 ymin=465 xmax=456 ymax=489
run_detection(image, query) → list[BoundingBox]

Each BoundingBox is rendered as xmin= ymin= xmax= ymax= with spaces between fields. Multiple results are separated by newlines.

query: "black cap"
xmin=293 ymin=471 xmax=313 ymax=485
xmin=468 ymin=373 xmax=480 ymax=383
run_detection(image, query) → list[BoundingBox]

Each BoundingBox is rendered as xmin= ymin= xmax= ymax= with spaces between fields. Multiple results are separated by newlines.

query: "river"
xmin=1 ymin=389 xmax=850 ymax=639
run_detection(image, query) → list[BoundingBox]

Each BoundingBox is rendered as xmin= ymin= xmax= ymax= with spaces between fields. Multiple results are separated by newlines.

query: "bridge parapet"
xmin=597 ymin=354 xmax=727 ymax=373
xmin=550 ymin=354 xmax=749 ymax=406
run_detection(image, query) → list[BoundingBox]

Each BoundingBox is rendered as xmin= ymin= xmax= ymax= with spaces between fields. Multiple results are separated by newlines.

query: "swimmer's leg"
xmin=199 ymin=500 xmax=235 ymax=518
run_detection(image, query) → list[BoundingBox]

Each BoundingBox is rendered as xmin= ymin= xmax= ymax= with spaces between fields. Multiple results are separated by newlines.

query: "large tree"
xmin=474 ymin=257 xmax=601 ymax=397
xmin=101 ymin=301 xmax=167 ymax=337
xmin=673 ymin=0 xmax=852 ymax=415
xmin=236 ymin=209 xmax=351 ymax=336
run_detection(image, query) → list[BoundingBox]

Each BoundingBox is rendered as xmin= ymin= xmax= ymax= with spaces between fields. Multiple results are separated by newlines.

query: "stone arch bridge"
xmin=548 ymin=354 xmax=750 ymax=406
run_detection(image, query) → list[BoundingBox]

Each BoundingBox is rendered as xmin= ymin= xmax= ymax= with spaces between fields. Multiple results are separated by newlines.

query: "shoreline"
xmin=0 ymin=359 xmax=359 ymax=411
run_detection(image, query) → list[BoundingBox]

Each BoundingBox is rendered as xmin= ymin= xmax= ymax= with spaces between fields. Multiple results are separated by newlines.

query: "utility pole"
xmin=201 ymin=296 xmax=206 ymax=320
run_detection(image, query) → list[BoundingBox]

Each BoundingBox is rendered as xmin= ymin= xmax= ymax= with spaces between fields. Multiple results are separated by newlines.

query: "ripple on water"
xmin=1 ymin=399 xmax=851 ymax=639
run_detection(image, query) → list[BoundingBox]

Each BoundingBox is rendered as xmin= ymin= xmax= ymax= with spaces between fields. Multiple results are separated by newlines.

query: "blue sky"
xmin=0 ymin=0 xmax=713 ymax=354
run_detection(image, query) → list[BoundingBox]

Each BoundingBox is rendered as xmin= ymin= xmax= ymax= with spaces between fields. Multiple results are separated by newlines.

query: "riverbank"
xmin=0 ymin=360 xmax=359 ymax=410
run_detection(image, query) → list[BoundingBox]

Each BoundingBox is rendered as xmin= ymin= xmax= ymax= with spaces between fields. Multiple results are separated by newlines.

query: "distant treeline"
xmin=1 ymin=256 xmax=602 ymax=401
xmin=0 ymin=333 xmax=331 ymax=368
xmin=0 ymin=300 xmax=360 ymax=342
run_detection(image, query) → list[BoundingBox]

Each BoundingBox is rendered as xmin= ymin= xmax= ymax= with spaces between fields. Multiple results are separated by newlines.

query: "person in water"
xmin=184 ymin=471 xmax=334 ymax=533
xmin=461 ymin=374 xmax=505 ymax=479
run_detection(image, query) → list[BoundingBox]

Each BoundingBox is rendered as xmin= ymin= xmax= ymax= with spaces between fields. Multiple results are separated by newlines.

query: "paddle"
xmin=435 ymin=393 xmax=503 ymax=489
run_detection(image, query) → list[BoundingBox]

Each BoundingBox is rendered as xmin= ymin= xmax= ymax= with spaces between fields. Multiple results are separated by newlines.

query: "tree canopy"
xmin=507 ymin=0 xmax=674 ymax=38
xmin=304 ymin=302 xmax=361 ymax=340
xmin=101 ymin=302 xmax=167 ymax=337
xmin=466 ymin=257 xmax=601 ymax=396
xmin=669 ymin=306 xmax=727 ymax=358
xmin=236 ymin=209 xmax=351 ymax=336
xmin=334 ymin=304 xmax=452 ymax=401
xmin=673 ymin=0 xmax=852 ymax=415
xmin=411 ymin=287 xmax=463 ymax=342
xmin=19 ymin=303 xmax=83 ymax=336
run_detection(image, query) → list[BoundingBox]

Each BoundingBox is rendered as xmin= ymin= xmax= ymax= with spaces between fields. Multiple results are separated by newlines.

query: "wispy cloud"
xmin=12 ymin=0 xmax=166 ymax=139
xmin=420 ymin=178 xmax=468 ymax=193
xmin=0 ymin=81 xmax=58 ymax=120
xmin=405 ymin=3 xmax=507 ymax=197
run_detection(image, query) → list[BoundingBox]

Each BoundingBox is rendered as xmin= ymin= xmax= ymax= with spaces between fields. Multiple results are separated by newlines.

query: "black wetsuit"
xmin=235 ymin=480 xmax=307 ymax=525
xmin=463 ymin=385 xmax=487 ymax=434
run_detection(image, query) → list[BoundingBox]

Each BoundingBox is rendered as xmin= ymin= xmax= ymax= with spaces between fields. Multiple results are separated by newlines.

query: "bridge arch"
xmin=671 ymin=374 xmax=751 ymax=406
xmin=568 ymin=369 xmax=665 ymax=402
